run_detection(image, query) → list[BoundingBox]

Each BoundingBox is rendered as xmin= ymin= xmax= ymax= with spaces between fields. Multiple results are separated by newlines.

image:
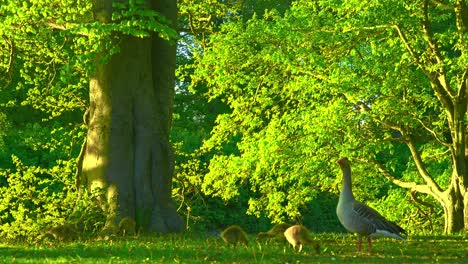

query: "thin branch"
xmin=357 ymin=101 xmax=405 ymax=133
xmin=358 ymin=96 xmax=450 ymax=148
xmin=296 ymin=69 xmax=328 ymax=81
xmin=46 ymin=22 xmax=70 ymax=31
xmin=393 ymin=24 xmax=454 ymax=114
xmin=46 ymin=22 xmax=92 ymax=37
xmin=422 ymin=0 xmax=445 ymax=66
xmin=411 ymin=115 xmax=451 ymax=147
xmin=430 ymin=0 xmax=455 ymax=10
xmin=422 ymin=0 xmax=457 ymax=103
xmin=382 ymin=137 xmax=406 ymax=143
xmin=393 ymin=24 xmax=452 ymax=103
xmin=6 ymin=37 xmax=14 ymax=74
xmin=187 ymin=11 xmax=196 ymax=34
xmin=393 ymin=25 xmax=423 ymax=65
xmin=74 ymin=107 xmax=89 ymax=190
xmin=410 ymin=189 xmax=435 ymax=210
xmin=410 ymin=189 xmax=435 ymax=231
xmin=431 ymin=81 xmax=455 ymax=118
xmin=342 ymin=24 xmax=392 ymax=33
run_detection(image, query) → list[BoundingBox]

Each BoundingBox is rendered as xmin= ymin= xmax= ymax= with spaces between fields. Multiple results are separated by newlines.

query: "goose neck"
xmin=340 ymin=164 xmax=354 ymax=200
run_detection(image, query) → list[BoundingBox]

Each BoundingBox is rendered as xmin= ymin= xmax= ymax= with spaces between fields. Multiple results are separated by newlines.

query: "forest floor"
xmin=0 ymin=232 xmax=466 ymax=263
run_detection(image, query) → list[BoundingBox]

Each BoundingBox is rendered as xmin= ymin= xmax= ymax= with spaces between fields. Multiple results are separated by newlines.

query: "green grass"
xmin=1 ymin=232 xmax=466 ymax=263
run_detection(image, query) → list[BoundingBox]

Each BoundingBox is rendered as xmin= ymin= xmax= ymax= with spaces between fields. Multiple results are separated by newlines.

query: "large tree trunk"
xmin=424 ymin=106 xmax=466 ymax=234
xmin=81 ymin=0 xmax=184 ymax=233
xmin=379 ymin=130 xmax=466 ymax=233
xmin=465 ymin=140 xmax=468 ymax=230
xmin=443 ymin=86 xmax=467 ymax=233
xmin=442 ymin=181 xmax=465 ymax=233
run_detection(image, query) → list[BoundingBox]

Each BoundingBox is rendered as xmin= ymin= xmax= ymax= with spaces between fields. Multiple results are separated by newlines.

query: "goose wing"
xmin=352 ymin=200 xmax=407 ymax=239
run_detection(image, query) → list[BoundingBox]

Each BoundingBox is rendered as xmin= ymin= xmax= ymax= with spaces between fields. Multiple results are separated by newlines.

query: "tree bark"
xmin=443 ymin=182 xmax=465 ymax=233
xmin=465 ymin=134 xmax=468 ymax=230
xmin=400 ymin=0 xmax=467 ymax=232
xmin=374 ymin=133 xmax=467 ymax=233
xmin=81 ymin=0 xmax=184 ymax=233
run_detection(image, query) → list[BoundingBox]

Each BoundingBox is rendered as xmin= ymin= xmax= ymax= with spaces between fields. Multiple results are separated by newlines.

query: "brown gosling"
xmin=44 ymin=223 xmax=78 ymax=242
xmin=221 ymin=225 xmax=249 ymax=246
xmin=257 ymin=223 xmax=292 ymax=239
xmin=119 ymin=217 xmax=136 ymax=236
xmin=283 ymin=225 xmax=320 ymax=253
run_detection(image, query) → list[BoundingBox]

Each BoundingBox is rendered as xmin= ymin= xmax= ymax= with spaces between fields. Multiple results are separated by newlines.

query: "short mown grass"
xmin=1 ymin=232 xmax=466 ymax=263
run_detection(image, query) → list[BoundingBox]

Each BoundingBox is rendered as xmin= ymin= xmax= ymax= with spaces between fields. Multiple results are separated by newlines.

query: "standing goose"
xmin=336 ymin=157 xmax=407 ymax=252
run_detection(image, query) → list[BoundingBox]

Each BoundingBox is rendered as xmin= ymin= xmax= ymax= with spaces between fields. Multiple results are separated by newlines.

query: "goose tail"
xmin=371 ymin=229 xmax=407 ymax=241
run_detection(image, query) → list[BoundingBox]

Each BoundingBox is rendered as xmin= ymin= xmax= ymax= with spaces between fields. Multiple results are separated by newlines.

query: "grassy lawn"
xmin=1 ymin=232 xmax=466 ymax=263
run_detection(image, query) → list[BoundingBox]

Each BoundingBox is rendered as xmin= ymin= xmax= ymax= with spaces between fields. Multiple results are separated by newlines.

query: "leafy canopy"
xmin=190 ymin=0 xmax=465 ymax=225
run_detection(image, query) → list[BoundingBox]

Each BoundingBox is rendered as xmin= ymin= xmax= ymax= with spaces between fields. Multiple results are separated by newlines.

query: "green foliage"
xmin=302 ymin=193 xmax=344 ymax=233
xmin=0 ymin=112 xmax=9 ymax=155
xmin=0 ymin=156 xmax=105 ymax=243
xmin=112 ymin=1 xmax=178 ymax=40
xmin=183 ymin=0 xmax=465 ymax=231
xmin=0 ymin=0 xmax=179 ymax=242
xmin=0 ymin=0 xmax=93 ymax=114
xmin=188 ymin=6 xmax=345 ymax=223
xmin=0 ymin=0 xmax=178 ymax=103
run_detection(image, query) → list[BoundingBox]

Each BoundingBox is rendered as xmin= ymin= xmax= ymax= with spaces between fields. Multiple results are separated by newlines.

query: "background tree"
xmin=189 ymin=0 xmax=466 ymax=233
xmin=173 ymin=0 xmax=308 ymax=231
xmin=0 ymin=0 xmax=184 ymax=240
xmin=0 ymin=0 xmax=97 ymax=241
xmin=80 ymin=0 xmax=184 ymax=233
xmin=319 ymin=0 xmax=467 ymax=234
xmin=0 ymin=0 xmax=90 ymax=169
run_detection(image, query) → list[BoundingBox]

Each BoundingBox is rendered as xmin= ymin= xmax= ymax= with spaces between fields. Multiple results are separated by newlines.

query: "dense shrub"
xmin=0 ymin=156 xmax=105 ymax=243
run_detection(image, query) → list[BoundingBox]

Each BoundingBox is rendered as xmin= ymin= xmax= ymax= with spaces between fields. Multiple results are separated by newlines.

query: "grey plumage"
xmin=336 ymin=157 xmax=406 ymax=252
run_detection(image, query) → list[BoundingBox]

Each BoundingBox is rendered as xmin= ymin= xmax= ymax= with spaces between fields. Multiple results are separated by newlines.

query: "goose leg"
xmin=367 ymin=237 xmax=372 ymax=253
xmin=357 ymin=236 xmax=363 ymax=252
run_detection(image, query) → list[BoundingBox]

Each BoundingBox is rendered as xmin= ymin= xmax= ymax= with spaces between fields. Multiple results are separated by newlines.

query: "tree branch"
xmin=430 ymin=0 xmax=455 ymax=10
xmin=410 ymin=189 xmax=435 ymax=210
xmin=74 ymin=108 xmax=89 ymax=190
xmin=422 ymin=0 xmax=455 ymax=97
xmin=6 ymin=37 xmax=14 ymax=74
xmin=422 ymin=0 xmax=445 ymax=67
xmin=458 ymin=69 xmax=467 ymax=100
xmin=369 ymin=158 xmax=421 ymax=189
xmin=357 ymin=101 xmax=405 ymax=133
xmin=393 ymin=24 xmax=454 ymax=116
xmin=411 ymin=114 xmax=451 ymax=147
xmin=406 ymin=138 xmax=444 ymax=194
xmin=393 ymin=25 xmax=423 ymax=65
xmin=187 ymin=11 xmax=196 ymax=34
xmin=46 ymin=22 xmax=93 ymax=37
xmin=364 ymin=158 xmax=445 ymax=204
xmin=454 ymin=0 xmax=468 ymax=34
xmin=410 ymin=189 xmax=436 ymax=231
xmin=342 ymin=24 xmax=391 ymax=33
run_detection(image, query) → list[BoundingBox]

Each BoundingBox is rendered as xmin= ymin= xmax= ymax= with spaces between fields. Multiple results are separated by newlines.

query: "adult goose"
xmin=336 ymin=157 xmax=407 ymax=252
